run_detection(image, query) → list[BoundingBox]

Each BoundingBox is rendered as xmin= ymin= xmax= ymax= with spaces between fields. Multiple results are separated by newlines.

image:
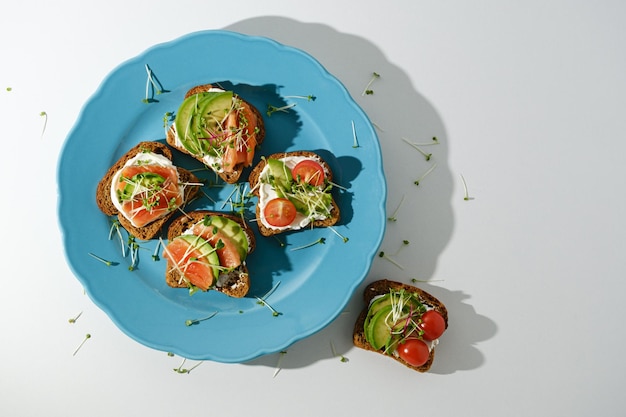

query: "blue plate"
xmin=58 ymin=30 xmax=386 ymax=362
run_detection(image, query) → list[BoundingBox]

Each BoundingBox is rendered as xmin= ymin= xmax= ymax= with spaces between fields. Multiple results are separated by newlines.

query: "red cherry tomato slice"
xmin=397 ymin=339 xmax=430 ymax=367
xmin=292 ymin=159 xmax=325 ymax=186
xmin=263 ymin=198 xmax=297 ymax=227
xmin=418 ymin=310 xmax=446 ymax=341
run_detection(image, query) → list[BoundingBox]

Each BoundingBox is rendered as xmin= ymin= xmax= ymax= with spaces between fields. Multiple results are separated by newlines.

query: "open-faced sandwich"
xmin=166 ymin=84 xmax=265 ymax=183
xmin=96 ymin=141 xmax=201 ymax=240
xmin=248 ymin=151 xmax=340 ymax=236
xmin=353 ymin=279 xmax=449 ymax=372
xmin=162 ymin=211 xmax=255 ymax=298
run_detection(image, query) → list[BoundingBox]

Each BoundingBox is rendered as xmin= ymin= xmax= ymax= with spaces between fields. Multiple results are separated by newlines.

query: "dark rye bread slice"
xmin=164 ymin=210 xmax=255 ymax=298
xmin=165 ymin=84 xmax=265 ymax=184
xmin=248 ymin=151 xmax=340 ymax=237
xmin=95 ymin=141 xmax=200 ymax=241
xmin=353 ymin=279 xmax=449 ymax=372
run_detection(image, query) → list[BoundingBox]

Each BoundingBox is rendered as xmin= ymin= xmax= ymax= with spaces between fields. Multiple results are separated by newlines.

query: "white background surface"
xmin=1 ymin=1 xmax=624 ymax=416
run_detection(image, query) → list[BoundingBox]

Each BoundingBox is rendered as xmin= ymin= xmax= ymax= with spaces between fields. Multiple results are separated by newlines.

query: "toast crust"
xmin=95 ymin=141 xmax=200 ymax=240
xmin=164 ymin=210 xmax=255 ymax=298
xmin=353 ymin=279 xmax=448 ymax=372
xmin=165 ymin=84 xmax=265 ymax=184
xmin=248 ymin=151 xmax=340 ymax=237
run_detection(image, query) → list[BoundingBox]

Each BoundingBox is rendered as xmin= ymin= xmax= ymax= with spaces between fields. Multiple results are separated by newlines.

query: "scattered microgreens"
xmin=39 ymin=111 xmax=47 ymax=138
xmin=387 ymin=194 xmax=405 ymax=221
xmin=72 ymin=334 xmax=91 ymax=356
xmin=284 ymin=94 xmax=316 ymax=101
xmin=460 ymin=174 xmax=473 ymax=200
xmin=266 ymin=102 xmax=296 ymax=116
xmin=127 ymin=236 xmax=140 ymax=271
xmin=328 ymin=226 xmax=349 ymax=243
xmin=330 ymin=340 xmax=349 ymax=363
xmin=256 ymin=281 xmax=282 ymax=317
xmin=185 ymin=311 xmax=218 ymax=326
xmin=173 ymin=358 xmax=203 ymax=374
xmin=152 ymin=239 xmax=161 ymax=261
xmin=167 ymin=352 xmax=175 ymax=357
xmin=378 ymin=251 xmax=404 ymax=270
xmin=68 ymin=311 xmax=82 ymax=324
xmin=273 ymin=236 xmax=286 ymax=247
xmin=273 ymin=350 xmax=288 ymax=378
xmin=88 ymin=252 xmax=116 ymax=266
xmin=362 ymin=72 xmax=380 ymax=96
xmin=6 ymin=87 xmax=12 ymax=92
xmin=290 ymin=237 xmax=326 ymax=251
xmin=414 ymin=162 xmax=438 ymax=186
xmin=401 ymin=137 xmax=432 ymax=161
xmin=351 ymin=120 xmax=359 ymax=148
xmin=108 ymin=220 xmax=126 ymax=257
xmin=142 ymin=64 xmax=166 ymax=103
xmin=411 ymin=277 xmax=444 ymax=283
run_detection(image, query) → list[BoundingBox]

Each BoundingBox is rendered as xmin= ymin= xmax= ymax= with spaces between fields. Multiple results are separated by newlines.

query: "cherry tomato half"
xmin=263 ymin=198 xmax=297 ymax=227
xmin=418 ymin=310 xmax=446 ymax=341
xmin=397 ymin=339 xmax=430 ymax=367
xmin=292 ymin=159 xmax=325 ymax=186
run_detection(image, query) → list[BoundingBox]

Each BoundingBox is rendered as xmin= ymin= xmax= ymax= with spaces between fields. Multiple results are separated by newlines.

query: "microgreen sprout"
xmin=460 ymin=174 xmax=473 ymax=200
xmin=284 ymin=94 xmax=315 ymax=101
xmin=256 ymin=297 xmax=281 ymax=317
xmin=273 ymin=236 xmax=286 ymax=247
xmin=372 ymin=121 xmax=385 ymax=131
xmin=273 ymin=350 xmax=287 ymax=378
xmin=362 ymin=72 xmax=380 ymax=96
xmin=167 ymin=352 xmax=175 ymax=357
xmin=266 ymin=102 xmax=296 ymax=116
xmin=39 ymin=111 xmax=47 ymax=138
xmin=172 ymin=358 xmax=202 ymax=374
xmin=68 ymin=311 xmax=82 ymax=324
xmin=378 ymin=251 xmax=404 ymax=270
xmin=328 ymin=226 xmax=349 ymax=243
xmin=411 ymin=277 xmax=444 ymax=283
xmin=402 ymin=137 xmax=432 ymax=161
xmin=142 ymin=64 xmax=166 ymax=103
xmin=152 ymin=239 xmax=161 ymax=261
xmin=6 ymin=87 xmax=12 ymax=92
xmin=387 ymin=194 xmax=405 ymax=221
xmin=290 ymin=237 xmax=326 ymax=251
xmin=351 ymin=120 xmax=359 ymax=148
xmin=414 ymin=162 xmax=438 ymax=186
xmin=108 ymin=220 xmax=126 ymax=257
xmin=185 ymin=311 xmax=218 ymax=326
xmin=72 ymin=334 xmax=91 ymax=356
xmin=88 ymin=252 xmax=115 ymax=266
xmin=162 ymin=111 xmax=174 ymax=128
xmin=330 ymin=340 xmax=349 ymax=363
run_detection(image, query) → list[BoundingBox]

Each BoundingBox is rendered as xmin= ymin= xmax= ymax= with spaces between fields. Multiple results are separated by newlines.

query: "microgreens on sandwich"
xmin=88 ymin=252 xmax=116 ymax=267
xmin=414 ymin=162 xmax=438 ymax=186
xmin=68 ymin=311 xmax=82 ymax=324
xmin=72 ymin=334 xmax=91 ymax=356
xmin=290 ymin=237 xmax=326 ymax=251
xmin=185 ymin=311 xmax=218 ymax=326
xmin=362 ymin=72 xmax=380 ymax=96
xmin=39 ymin=111 xmax=47 ymax=138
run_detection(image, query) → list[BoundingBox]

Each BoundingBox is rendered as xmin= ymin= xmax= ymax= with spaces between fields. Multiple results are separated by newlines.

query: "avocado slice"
xmin=201 ymin=215 xmax=249 ymax=261
xmin=265 ymin=158 xmax=292 ymax=195
xmin=176 ymin=234 xmax=220 ymax=278
xmin=366 ymin=305 xmax=394 ymax=350
xmin=174 ymin=91 xmax=234 ymax=156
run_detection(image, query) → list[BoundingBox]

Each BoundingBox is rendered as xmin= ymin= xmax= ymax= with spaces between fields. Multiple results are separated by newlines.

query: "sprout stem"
xmin=361 ymin=72 xmax=380 ymax=96
xmin=185 ymin=311 xmax=218 ymax=326
xmin=266 ymin=103 xmax=296 ymax=116
xmin=72 ymin=334 xmax=91 ymax=356
xmin=414 ymin=162 xmax=438 ymax=186
xmin=351 ymin=120 xmax=359 ymax=148
xmin=40 ymin=111 xmax=47 ymax=138
xmin=387 ymin=194 xmax=405 ymax=221
xmin=273 ymin=351 xmax=287 ymax=378
xmin=68 ymin=311 xmax=82 ymax=324
xmin=88 ymin=252 xmax=114 ymax=266
xmin=378 ymin=251 xmax=404 ymax=270
xmin=460 ymin=174 xmax=473 ymax=200
xmin=328 ymin=226 xmax=349 ymax=243
xmin=330 ymin=340 xmax=349 ymax=362
xmin=290 ymin=237 xmax=326 ymax=251
xmin=402 ymin=137 xmax=432 ymax=161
